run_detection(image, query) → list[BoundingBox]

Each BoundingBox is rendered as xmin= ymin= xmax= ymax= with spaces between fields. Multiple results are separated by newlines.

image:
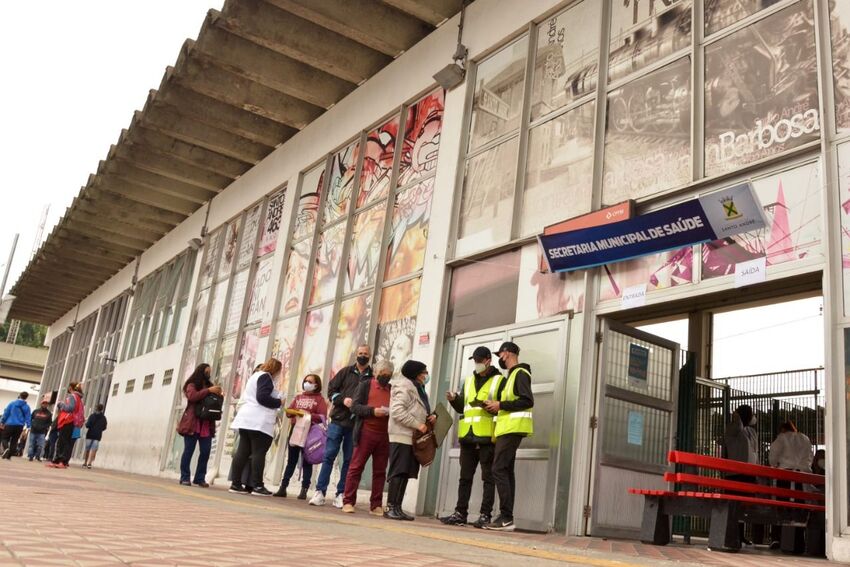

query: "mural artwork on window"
xmin=831 ymin=1 xmax=850 ymax=132
xmin=181 ymin=346 xmax=199 ymax=384
xmin=346 ymin=206 xmax=386 ymax=293
xmin=298 ymin=305 xmax=334 ymax=381
xmin=224 ymin=270 xmax=249 ymax=335
xmin=238 ymin=205 xmax=262 ymax=271
xmin=246 ymin=256 xmax=274 ymax=325
xmin=293 ymin=166 xmax=325 ymax=241
xmin=216 ymin=334 xmax=237 ymax=387
xmin=836 ymin=142 xmax=850 ymax=315
xmin=608 ymin=0 xmax=691 ymax=84
xmin=705 ymin=0 xmax=782 ymax=36
xmin=603 ymin=57 xmax=691 ymax=203
xmin=531 ymin=0 xmax=601 ymax=119
xmin=204 ymin=282 xmax=226 ymax=342
xmin=600 ymin=247 xmax=694 ymax=301
xmin=199 ymin=229 xmax=223 ymax=290
xmin=386 ymin=178 xmax=434 ymax=281
xmin=359 ymin=115 xmax=399 ymax=207
xmin=376 ymin=278 xmax=421 ymax=371
xmin=309 ymin=222 xmax=346 ymax=305
xmin=516 ymin=244 xmax=584 ymax=321
xmin=324 ymin=142 xmax=360 ymax=225
xmin=231 ymin=327 xmax=260 ymax=399
xmin=398 ymin=90 xmax=444 ymax=187
xmin=258 ymin=189 xmax=286 ymax=256
xmin=331 ymin=293 xmax=373 ymax=376
xmin=271 ymin=317 xmax=299 ymax=392
xmin=187 ymin=287 xmax=209 ymax=351
xmin=704 ymin=1 xmax=818 ymax=176
xmin=702 ymin=161 xmax=821 ymax=279
xmin=280 ymin=239 xmax=311 ymax=316
xmin=217 ymin=218 xmax=241 ymax=282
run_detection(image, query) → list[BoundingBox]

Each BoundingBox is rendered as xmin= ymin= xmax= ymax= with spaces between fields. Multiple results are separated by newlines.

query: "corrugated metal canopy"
xmin=10 ymin=0 xmax=460 ymax=325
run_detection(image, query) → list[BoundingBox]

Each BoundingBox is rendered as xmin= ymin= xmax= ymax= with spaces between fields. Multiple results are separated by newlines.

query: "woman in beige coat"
xmin=385 ymin=359 xmax=434 ymax=520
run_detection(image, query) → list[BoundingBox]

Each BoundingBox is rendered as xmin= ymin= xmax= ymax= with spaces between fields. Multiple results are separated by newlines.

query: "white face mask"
xmin=474 ymin=362 xmax=486 ymax=374
xmin=302 ymin=382 xmax=316 ymax=393
xmin=749 ymin=417 xmax=757 ymax=427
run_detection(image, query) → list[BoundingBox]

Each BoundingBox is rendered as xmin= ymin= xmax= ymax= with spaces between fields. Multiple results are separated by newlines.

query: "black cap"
xmin=494 ymin=341 xmax=520 ymax=356
xmin=468 ymin=346 xmax=492 ymax=361
xmin=401 ymin=360 xmax=427 ymax=380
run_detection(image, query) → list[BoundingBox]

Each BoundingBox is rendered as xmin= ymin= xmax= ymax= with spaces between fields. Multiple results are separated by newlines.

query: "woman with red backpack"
xmin=47 ymin=382 xmax=84 ymax=469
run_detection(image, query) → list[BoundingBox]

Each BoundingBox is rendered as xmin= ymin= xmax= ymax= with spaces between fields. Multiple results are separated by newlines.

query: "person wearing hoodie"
xmin=48 ymin=383 xmax=84 ymax=469
xmin=274 ymin=373 xmax=328 ymax=499
xmin=1 ymin=392 xmax=32 ymax=459
xmin=27 ymin=398 xmax=52 ymax=461
xmin=483 ymin=342 xmax=534 ymax=532
xmin=83 ymin=404 xmax=108 ymax=469
xmin=440 ymin=346 xmax=503 ymax=528
xmin=723 ymin=404 xmax=760 ymax=545
xmin=385 ymin=360 xmax=435 ymax=521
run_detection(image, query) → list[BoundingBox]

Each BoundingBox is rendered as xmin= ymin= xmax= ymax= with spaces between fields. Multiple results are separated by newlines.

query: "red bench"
xmin=629 ymin=451 xmax=825 ymax=553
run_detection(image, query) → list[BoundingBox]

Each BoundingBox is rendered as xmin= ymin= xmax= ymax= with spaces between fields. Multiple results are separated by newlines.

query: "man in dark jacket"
xmin=440 ymin=346 xmax=503 ymax=528
xmin=83 ymin=404 xmax=108 ymax=469
xmin=27 ymin=398 xmax=53 ymax=461
xmin=484 ymin=342 xmax=534 ymax=532
xmin=310 ymin=344 xmax=373 ymax=508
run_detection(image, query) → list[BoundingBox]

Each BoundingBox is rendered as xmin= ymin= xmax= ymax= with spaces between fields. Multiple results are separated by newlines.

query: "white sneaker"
xmin=333 ymin=494 xmax=344 ymax=509
xmin=309 ymin=491 xmax=326 ymax=506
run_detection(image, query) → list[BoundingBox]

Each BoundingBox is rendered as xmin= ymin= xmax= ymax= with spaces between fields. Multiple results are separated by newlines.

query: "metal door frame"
xmin=434 ymin=314 xmax=570 ymax=532
xmin=587 ymin=318 xmax=680 ymax=538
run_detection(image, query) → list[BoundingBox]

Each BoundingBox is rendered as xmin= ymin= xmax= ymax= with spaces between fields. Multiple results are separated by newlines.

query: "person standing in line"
xmin=310 ymin=345 xmax=374 ymax=508
xmin=385 ymin=360 xmax=434 ymax=521
xmin=48 ymin=383 xmax=84 ymax=469
xmin=723 ymin=404 xmax=760 ymax=545
xmin=483 ymin=342 xmax=534 ymax=532
xmin=27 ymin=397 xmax=52 ymax=461
xmin=82 ymin=404 xmax=108 ymax=469
xmin=45 ymin=416 xmax=60 ymax=462
xmin=1 ymin=392 xmax=32 ymax=459
xmin=274 ymin=374 xmax=328 ymax=499
xmin=440 ymin=346 xmax=503 ymax=528
xmin=229 ymin=358 xmax=285 ymax=496
xmin=768 ymin=420 xmax=813 ymax=550
xmin=341 ymin=360 xmax=394 ymax=515
xmin=179 ymin=364 xmax=223 ymax=487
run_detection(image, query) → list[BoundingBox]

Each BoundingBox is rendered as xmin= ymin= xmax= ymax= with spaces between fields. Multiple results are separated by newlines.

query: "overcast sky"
xmin=0 ymin=0 xmax=223 ymax=296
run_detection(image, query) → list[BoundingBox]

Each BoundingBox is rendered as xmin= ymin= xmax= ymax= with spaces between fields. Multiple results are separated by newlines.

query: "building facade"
xmin=22 ymin=0 xmax=850 ymax=559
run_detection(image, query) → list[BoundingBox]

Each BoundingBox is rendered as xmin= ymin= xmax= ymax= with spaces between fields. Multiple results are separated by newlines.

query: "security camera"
xmin=188 ymin=237 xmax=203 ymax=251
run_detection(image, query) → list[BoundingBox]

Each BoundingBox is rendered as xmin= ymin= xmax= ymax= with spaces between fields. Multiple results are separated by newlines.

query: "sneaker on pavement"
xmin=333 ymin=493 xmax=344 ymax=509
xmin=484 ymin=515 xmax=515 ymax=531
xmin=472 ymin=514 xmax=492 ymax=529
xmin=439 ymin=511 xmax=468 ymax=526
xmin=370 ymin=506 xmax=384 ymax=516
xmin=342 ymin=504 xmax=355 ymax=513
xmin=229 ymin=483 xmax=250 ymax=494
xmin=252 ymin=487 xmax=273 ymax=496
xmin=309 ymin=491 xmax=326 ymax=506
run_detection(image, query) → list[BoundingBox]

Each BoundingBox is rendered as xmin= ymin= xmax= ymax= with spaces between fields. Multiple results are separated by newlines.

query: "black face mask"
xmin=377 ymin=375 xmax=391 ymax=387
xmin=356 ymin=356 xmax=370 ymax=366
xmin=498 ymin=357 xmax=508 ymax=370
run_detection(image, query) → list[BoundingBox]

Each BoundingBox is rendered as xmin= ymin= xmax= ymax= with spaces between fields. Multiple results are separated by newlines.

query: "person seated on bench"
xmin=723 ymin=404 xmax=760 ymax=545
xmin=811 ymin=449 xmax=825 ymax=479
xmin=768 ymin=420 xmax=813 ymax=549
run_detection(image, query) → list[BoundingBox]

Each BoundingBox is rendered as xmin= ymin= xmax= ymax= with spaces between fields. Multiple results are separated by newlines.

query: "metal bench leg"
xmin=640 ymin=496 xmax=670 ymax=546
xmin=708 ymin=502 xmax=740 ymax=552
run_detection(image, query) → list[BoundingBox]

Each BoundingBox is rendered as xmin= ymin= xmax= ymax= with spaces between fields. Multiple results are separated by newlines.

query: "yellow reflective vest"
xmin=495 ymin=366 xmax=533 ymax=437
xmin=457 ymin=372 xmax=502 ymax=440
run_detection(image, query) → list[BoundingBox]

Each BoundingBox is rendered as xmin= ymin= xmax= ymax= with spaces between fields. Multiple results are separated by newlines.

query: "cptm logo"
xmin=720 ymin=195 xmax=742 ymax=221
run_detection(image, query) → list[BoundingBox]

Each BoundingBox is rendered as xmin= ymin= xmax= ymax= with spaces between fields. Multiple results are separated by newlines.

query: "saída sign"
xmin=538 ymin=182 xmax=767 ymax=273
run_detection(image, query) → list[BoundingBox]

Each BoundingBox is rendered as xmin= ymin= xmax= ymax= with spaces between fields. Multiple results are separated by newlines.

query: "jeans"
xmin=492 ymin=434 xmax=523 ymax=519
xmin=455 ymin=442 xmax=495 ymax=516
xmin=27 ymin=432 xmax=47 ymax=460
xmin=343 ymin=427 xmax=389 ymax=508
xmin=230 ymin=429 xmax=273 ymax=489
xmin=281 ymin=443 xmax=312 ymax=489
xmin=1 ymin=425 xmax=23 ymax=458
xmin=53 ymin=424 xmax=75 ymax=465
xmin=46 ymin=429 xmax=58 ymax=461
xmin=180 ymin=434 xmax=213 ymax=484
xmin=315 ymin=422 xmax=354 ymax=496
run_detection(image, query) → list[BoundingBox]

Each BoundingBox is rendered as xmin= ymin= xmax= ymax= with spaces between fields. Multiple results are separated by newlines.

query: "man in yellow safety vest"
xmin=483 ymin=341 xmax=533 ymax=532
xmin=439 ymin=346 xmax=503 ymax=528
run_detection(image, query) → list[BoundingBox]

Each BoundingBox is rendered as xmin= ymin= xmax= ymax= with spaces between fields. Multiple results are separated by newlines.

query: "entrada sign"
xmin=538 ymin=182 xmax=767 ymax=273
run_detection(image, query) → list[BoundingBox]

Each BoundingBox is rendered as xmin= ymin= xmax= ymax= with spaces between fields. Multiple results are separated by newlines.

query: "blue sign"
xmin=538 ymin=183 xmax=766 ymax=273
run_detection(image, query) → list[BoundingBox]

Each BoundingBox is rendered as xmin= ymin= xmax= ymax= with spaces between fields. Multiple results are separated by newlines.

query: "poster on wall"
xmin=188 ymin=287 xmax=210 ymax=349
xmin=398 ymin=89 xmax=444 ymax=188
xmin=237 ymin=205 xmax=262 ymax=271
xmin=376 ymin=278 xmax=421 ymax=371
xmin=324 ymin=142 xmax=359 ymax=225
xmin=298 ymin=305 xmax=334 ymax=381
xmin=310 ymin=223 xmax=346 ymax=305
xmin=246 ymin=257 xmax=274 ymax=325
xmin=204 ymin=282 xmax=227 ymax=342
xmin=224 ymin=270 xmax=249 ymax=335
xmin=231 ymin=327 xmax=260 ymax=399
xmin=346 ymin=206 xmax=386 ymax=292
xmin=837 ymin=142 xmax=850 ymax=315
xmin=293 ymin=166 xmax=325 ymax=241
xmin=217 ymin=219 xmax=241 ymax=282
xmin=704 ymin=2 xmax=818 ymax=176
xmin=705 ymin=0 xmax=783 ymax=36
xmin=280 ymin=239 xmax=311 ymax=316
xmin=831 ymin=2 xmax=850 ymax=132
xmin=331 ymin=294 xmax=373 ymax=376
xmin=601 ymin=248 xmax=694 ymax=301
xmin=386 ymin=178 xmax=434 ymax=281
xmin=198 ymin=229 xmax=223 ymax=291
xmin=516 ymin=244 xmax=584 ymax=322
xmin=359 ymin=115 xmax=399 ymax=207
xmin=271 ymin=316 xmax=299 ymax=392
xmin=258 ymin=189 xmax=286 ymax=257
xmin=608 ymin=0 xmax=691 ymax=84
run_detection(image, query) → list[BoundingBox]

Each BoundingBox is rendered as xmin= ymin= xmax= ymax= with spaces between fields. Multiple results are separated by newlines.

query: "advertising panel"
xmin=398 ymin=89 xmax=444 ymax=188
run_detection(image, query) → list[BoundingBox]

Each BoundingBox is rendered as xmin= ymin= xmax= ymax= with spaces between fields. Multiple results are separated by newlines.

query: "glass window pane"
xmin=600 ymin=247 xmax=694 ymax=301
xmin=398 ymin=90 xmax=445 ymax=187
xmin=346 ymin=206 xmax=386 ymax=293
xmin=704 ymin=2 xmax=818 ymax=177
xmin=259 ymin=189 xmax=286 ymax=257
xmin=246 ymin=256 xmax=274 ymax=325
xmin=838 ymin=143 xmax=850 ymax=316
xmin=217 ymin=218 xmax=241 ymax=282
xmin=446 ymin=249 xmax=520 ymax=337
xmin=324 ymin=141 xmax=360 ymax=225
xmin=469 ymin=36 xmax=529 ymax=151
xmin=602 ymin=398 xmax=671 ymax=466
xmin=359 ymin=115 xmax=399 ymax=207
xmin=531 ymin=0 xmax=601 ymax=119
xmin=702 ymin=162 xmax=821 ymax=280
xmin=456 ymin=138 xmax=518 ymax=257
xmin=204 ymin=282 xmax=226 ymax=342
xmin=271 ymin=317 xmax=300 ymax=393
xmin=298 ymin=305 xmax=335 ymax=381
xmin=521 ymin=101 xmax=595 ymax=236
xmin=201 ymin=340 xmax=217 ymax=369
xmin=376 ymin=278 xmax=421 ymax=370
xmin=603 ymin=57 xmax=691 ymax=204
xmin=280 ymin=239 xmax=311 ymax=316
xmin=237 ymin=205 xmax=262 ymax=271
xmin=199 ymin=229 xmax=223 ymax=291
xmin=608 ymin=1 xmax=691 ymax=85
xmin=705 ymin=0 xmax=782 ymax=36
xmin=224 ymin=270 xmax=249 ymax=335
xmin=386 ymin=178 xmax=434 ymax=281
xmin=309 ymin=223 xmax=346 ymax=305
xmin=832 ymin=3 xmax=850 ymax=132
xmin=606 ymin=330 xmax=674 ymax=401
xmin=187 ymin=287 xmax=210 ymax=350
xmin=331 ymin=294 xmax=373 ymax=376
xmin=181 ymin=346 xmax=199 ymax=388
xmin=515 ymin=243 xmax=585 ymax=321
xmin=216 ymin=333 xmax=237 ymax=387
xmin=294 ymin=166 xmax=325 ymax=241
xmin=232 ymin=328 xmax=261 ymax=399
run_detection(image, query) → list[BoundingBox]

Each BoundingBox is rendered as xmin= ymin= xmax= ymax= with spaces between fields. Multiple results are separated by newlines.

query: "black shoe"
xmin=273 ymin=485 xmax=287 ymax=498
xmin=193 ymin=482 xmax=209 ymax=488
xmin=484 ymin=515 xmax=515 ymax=531
xmin=383 ymin=506 xmax=406 ymax=521
xmin=298 ymin=487 xmax=308 ymax=500
xmin=472 ymin=514 xmax=491 ymax=529
xmin=179 ymin=480 xmax=191 ymax=486
xmin=439 ymin=511 xmax=467 ymax=525
xmin=399 ymin=508 xmax=414 ymax=521
xmin=252 ymin=486 xmax=273 ymax=496
xmin=27 ymin=457 xmax=33 ymax=462
xmin=229 ymin=483 xmax=250 ymax=494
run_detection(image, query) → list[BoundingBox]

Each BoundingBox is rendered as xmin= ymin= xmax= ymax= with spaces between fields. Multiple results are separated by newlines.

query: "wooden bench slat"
xmin=676 ymin=491 xmax=825 ymax=512
xmin=664 ymin=472 xmax=825 ymax=502
xmin=668 ymin=450 xmax=825 ymax=485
